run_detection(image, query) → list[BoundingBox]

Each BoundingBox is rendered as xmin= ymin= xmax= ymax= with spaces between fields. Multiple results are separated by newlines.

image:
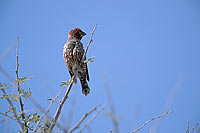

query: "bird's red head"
xmin=68 ymin=28 xmax=86 ymax=40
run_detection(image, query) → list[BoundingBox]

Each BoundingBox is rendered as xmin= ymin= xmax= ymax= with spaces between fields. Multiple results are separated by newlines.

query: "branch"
xmin=48 ymin=76 xmax=75 ymax=132
xmin=15 ymin=37 xmax=27 ymax=131
xmin=30 ymin=98 xmax=66 ymax=132
xmin=186 ymin=121 xmax=189 ymax=133
xmin=33 ymin=86 xmax=66 ymax=132
xmin=65 ymin=88 xmax=77 ymax=131
xmin=0 ymin=110 xmax=34 ymax=132
xmin=69 ymin=104 xmax=100 ymax=132
xmin=196 ymin=124 xmax=200 ymax=133
xmin=109 ymin=129 xmax=113 ymax=133
xmin=0 ymin=118 xmax=9 ymax=124
xmin=150 ymin=77 xmax=184 ymax=132
xmin=0 ymin=66 xmax=15 ymax=82
xmin=104 ymin=75 xmax=119 ymax=133
xmin=0 ymin=112 xmax=18 ymax=123
xmin=0 ymin=44 xmax=15 ymax=82
xmin=78 ymin=104 xmax=106 ymax=133
xmin=131 ymin=110 xmax=173 ymax=133
xmin=81 ymin=24 xmax=97 ymax=62
xmin=0 ymin=85 xmax=23 ymax=130
xmin=191 ymin=122 xmax=199 ymax=133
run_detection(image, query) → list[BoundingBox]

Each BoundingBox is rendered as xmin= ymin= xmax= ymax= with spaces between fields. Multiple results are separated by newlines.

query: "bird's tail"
xmin=80 ymin=78 xmax=90 ymax=96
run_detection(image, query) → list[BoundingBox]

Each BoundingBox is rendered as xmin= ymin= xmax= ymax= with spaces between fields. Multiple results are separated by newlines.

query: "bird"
xmin=63 ymin=28 xmax=90 ymax=96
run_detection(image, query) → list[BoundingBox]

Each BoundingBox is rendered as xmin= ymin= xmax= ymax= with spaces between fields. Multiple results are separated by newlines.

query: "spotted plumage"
xmin=63 ymin=28 xmax=90 ymax=96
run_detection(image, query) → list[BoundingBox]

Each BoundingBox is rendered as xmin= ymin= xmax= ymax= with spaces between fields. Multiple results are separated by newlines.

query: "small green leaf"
xmin=0 ymin=93 xmax=12 ymax=99
xmin=4 ymin=110 xmax=11 ymax=115
xmin=18 ymin=88 xmax=23 ymax=94
xmin=0 ymin=82 xmax=13 ymax=89
xmin=16 ymin=76 xmax=33 ymax=85
xmin=60 ymin=80 xmax=71 ymax=86
xmin=0 ymin=86 xmax=4 ymax=90
xmin=9 ymin=105 xmax=16 ymax=113
xmin=84 ymin=56 xmax=96 ymax=64
xmin=20 ymin=77 xmax=27 ymax=84
xmin=28 ymin=76 xmax=33 ymax=80
xmin=28 ymin=112 xmax=40 ymax=123
xmin=3 ymin=82 xmax=8 ymax=87
xmin=11 ymin=94 xmax=20 ymax=101
xmin=21 ymin=88 xmax=32 ymax=100
xmin=39 ymin=118 xmax=51 ymax=132
xmin=47 ymin=98 xmax=53 ymax=101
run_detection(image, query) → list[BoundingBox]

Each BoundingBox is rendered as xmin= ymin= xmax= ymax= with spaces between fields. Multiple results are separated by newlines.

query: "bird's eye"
xmin=78 ymin=31 xmax=82 ymax=35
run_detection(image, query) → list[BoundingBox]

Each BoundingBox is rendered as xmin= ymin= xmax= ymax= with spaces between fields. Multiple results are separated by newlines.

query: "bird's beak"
xmin=82 ymin=32 xmax=86 ymax=36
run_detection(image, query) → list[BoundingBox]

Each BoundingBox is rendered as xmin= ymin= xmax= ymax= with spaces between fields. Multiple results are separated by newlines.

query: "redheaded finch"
xmin=63 ymin=28 xmax=90 ymax=96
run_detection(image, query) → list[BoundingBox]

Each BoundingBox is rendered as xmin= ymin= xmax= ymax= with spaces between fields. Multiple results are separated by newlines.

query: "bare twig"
xmin=0 ymin=44 xmax=16 ymax=82
xmin=131 ymin=110 xmax=173 ymax=133
xmin=5 ymin=118 xmax=10 ymax=133
xmin=0 ymin=66 xmax=15 ymax=82
xmin=0 ymin=118 xmax=8 ymax=123
xmin=33 ymin=86 xmax=66 ymax=132
xmin=78 ymin=104 xmax=106 ymax=133
xmin=15 ymin=37 xmax=27 ymax=131
xmin=0 ymin=43 xmax=15 ymax=64
xmin=150 ymin=77 xmax=184 ymax=132
xmin=0 ymin=43 xmax=15 ymax=82
xmin=69 ymin=104 xmax=100 ymax=132
xmin=104 ymin=74 xmax=119 ymax=133
xmin=48 ymin=76 xmax=75 ymax=132
xmin=191 ymin=122 xmax=199 ymax=133
xmin=42 ymin=73 xmax=56 ymax=97
xmin=65 ymin=87 xmax=77 ymax=130
xmin=86 ymin=126 xmax=92 ymax=133
xmin=81 ymin=24 xmax=97 ymax=62
xmin=109 ymin=129 xmax=114 ymax=133
xmin=196 ymin=124 xmax=200 ymax=133
xmin=186 ymin=121 xmax=189 ymax=133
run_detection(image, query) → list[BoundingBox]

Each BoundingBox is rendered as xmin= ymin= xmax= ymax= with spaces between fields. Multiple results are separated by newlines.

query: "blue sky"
xmin=0 ymin=0 xmax=200 ymax=132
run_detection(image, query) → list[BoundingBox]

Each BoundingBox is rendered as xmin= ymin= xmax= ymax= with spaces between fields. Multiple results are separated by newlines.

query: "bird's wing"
xmin=63 ymin=41 xmax=75 ymax=77
xmin=85 ymin=63 xmax=90 ymax=81
xmin=64 ymin=41 xmax=90 ymax=81
xmin=79 ymin=42 xmax=90 ymax=81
